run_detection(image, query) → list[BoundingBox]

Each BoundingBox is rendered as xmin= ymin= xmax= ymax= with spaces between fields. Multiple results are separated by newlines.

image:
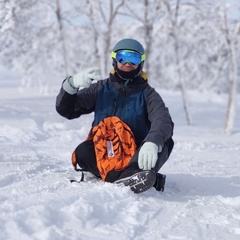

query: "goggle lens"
xmin=112 ymin=50 xmax=145 ymax=65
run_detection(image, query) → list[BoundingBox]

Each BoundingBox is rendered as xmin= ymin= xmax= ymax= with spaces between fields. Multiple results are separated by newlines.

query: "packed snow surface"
xmin=0 ymin=70 xmax=240 ymax=240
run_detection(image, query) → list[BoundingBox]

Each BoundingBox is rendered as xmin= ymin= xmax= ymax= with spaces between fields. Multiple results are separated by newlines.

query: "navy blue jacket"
xmin=56 ymin=71 xmax=174 ymax=148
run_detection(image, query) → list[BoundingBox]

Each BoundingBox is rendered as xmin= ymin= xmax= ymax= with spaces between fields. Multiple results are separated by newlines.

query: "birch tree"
xmin=56 ymin=0 xmax=69 ymax=77
xmin=123 ymin=0 xmax=162 ymax=75
xmin=70 ymin=0 xmax=125 ymax=75
xmin=95 ymin=0 xmax=125 ymax=75
xmin=223 ymin=11 xmax=239 ymax=134
xmin=162 ymin=0 xmax=191 ymax=125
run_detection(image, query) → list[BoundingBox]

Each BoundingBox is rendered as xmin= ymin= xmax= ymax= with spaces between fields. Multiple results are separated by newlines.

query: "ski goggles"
xmin=111 ymin=50 xmax=146 ymax=65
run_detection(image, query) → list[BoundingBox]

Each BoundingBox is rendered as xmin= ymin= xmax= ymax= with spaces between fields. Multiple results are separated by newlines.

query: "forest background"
xmin=0 ymin=0 xmax=240 ymax=131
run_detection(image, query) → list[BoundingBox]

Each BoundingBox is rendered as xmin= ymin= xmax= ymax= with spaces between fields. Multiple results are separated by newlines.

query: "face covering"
xmin=113 ymin=60 xmax=143 ymax=81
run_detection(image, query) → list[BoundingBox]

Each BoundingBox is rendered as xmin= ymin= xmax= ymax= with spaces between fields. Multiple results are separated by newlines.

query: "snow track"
xmin=0 ymin=91 xmax=240 ymax=240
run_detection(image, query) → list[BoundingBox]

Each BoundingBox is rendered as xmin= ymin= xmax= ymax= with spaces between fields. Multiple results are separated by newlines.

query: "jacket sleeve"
xmin=55 ymin=79 xmax=100 ymax=119
xmin=143 ymin=86 xmax=174 ymax=147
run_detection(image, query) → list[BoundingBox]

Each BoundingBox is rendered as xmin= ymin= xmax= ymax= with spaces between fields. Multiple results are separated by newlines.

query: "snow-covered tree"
xmin=223 ymin=10 xmax=239 ymax=134
xmin=0 ymin=0 xmax=65 ymax=93
xmin=0 ymin=0 xmax=239 ymax=98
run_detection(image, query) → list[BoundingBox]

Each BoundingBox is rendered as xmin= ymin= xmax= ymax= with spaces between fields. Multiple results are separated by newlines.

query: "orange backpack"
xmin=73 ymin=116 xmax=137 ymax=181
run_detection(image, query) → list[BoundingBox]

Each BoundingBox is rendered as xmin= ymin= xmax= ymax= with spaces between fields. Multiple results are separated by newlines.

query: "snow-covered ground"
xmin=0 ymin=68 xmax=240 ymax=240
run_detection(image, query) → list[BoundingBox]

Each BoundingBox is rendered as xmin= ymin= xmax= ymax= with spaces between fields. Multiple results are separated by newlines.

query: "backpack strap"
xmin=69 ymin=169 xmax=85 ymax=183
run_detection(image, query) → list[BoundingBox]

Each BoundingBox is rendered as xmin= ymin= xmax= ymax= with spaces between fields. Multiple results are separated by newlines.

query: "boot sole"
xmin=114 ymin=170 xmax=156 ymax=193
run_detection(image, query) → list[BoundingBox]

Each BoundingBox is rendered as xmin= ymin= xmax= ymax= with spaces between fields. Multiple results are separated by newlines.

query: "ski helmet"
xmin=112 ymin=38 xmax=145 ymax=80
xmin=112 ymin=38 xmax=145 ymax=54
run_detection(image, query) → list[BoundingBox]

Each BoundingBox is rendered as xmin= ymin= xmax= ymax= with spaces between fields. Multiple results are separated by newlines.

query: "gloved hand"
xmin=71 ymin=67 xmax=102 ymax=89
xmin=138 ymin=142 xmax=161 ymax=170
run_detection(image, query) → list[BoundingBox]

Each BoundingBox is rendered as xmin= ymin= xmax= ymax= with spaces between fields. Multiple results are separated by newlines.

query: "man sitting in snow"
xmin=56 ymin=38 xmax=174 ymax=193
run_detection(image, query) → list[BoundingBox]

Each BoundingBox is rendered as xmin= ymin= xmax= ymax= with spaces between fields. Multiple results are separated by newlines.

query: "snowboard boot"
xmin=114 ymin=170 xmax=156 ymax=193
xmin=153 ymin=173 xmax=166 ymax=191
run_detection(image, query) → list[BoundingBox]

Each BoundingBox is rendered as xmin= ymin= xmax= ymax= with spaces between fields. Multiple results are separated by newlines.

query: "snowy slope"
xmin=0 ymin=69 xmax=240 ymax=240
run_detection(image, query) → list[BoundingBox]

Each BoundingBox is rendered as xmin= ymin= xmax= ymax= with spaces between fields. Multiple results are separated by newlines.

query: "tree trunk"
xmin=224 ymin=14 xmax=239 ymax=134
xmin=163 ymin=0 xmax=191 ymax=125
xmin=56 ymin=0 xmax=69 ymax=77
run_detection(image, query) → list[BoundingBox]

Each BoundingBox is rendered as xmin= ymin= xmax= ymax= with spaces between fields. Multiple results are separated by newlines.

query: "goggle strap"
xmin=111 ymin=51 xmax=117 ymax=59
